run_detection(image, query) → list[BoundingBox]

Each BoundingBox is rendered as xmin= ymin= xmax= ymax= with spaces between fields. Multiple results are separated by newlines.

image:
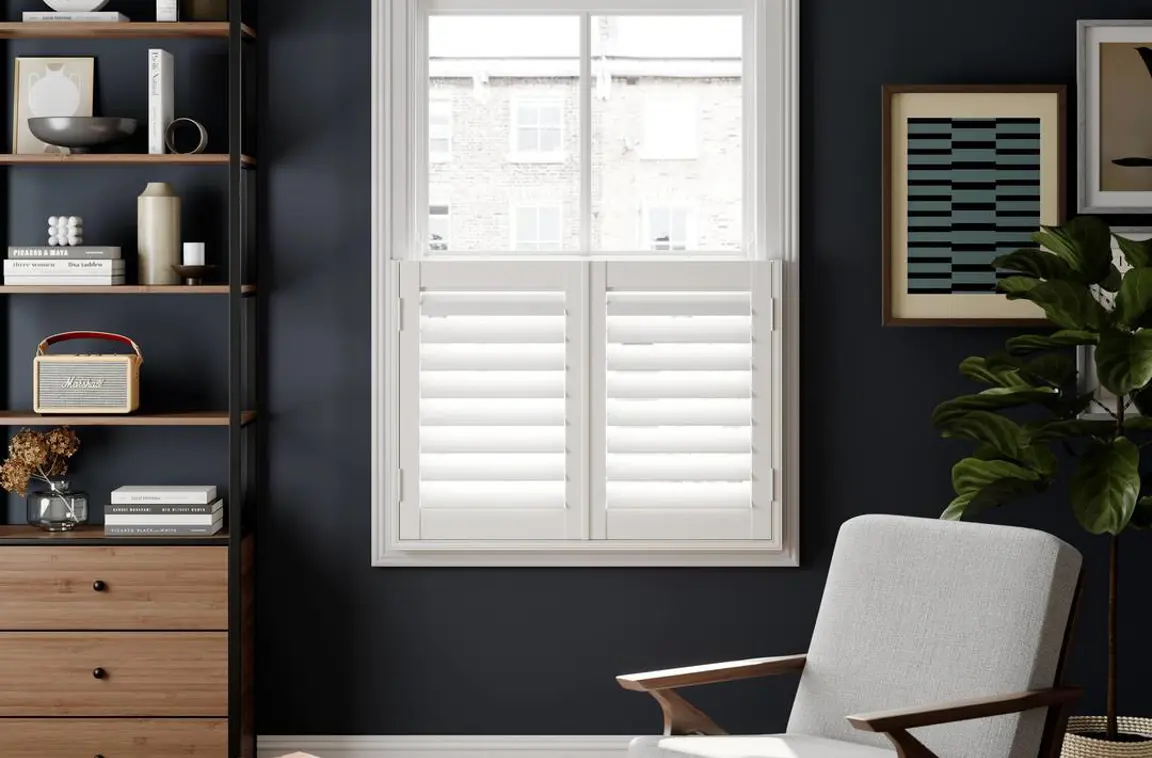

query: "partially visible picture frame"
xmin=12 ymin=57 xmax=95 ymax=155
xmin=882 ymin=85 xmax=1065 ymax=326
xmin=1078 ymin=20 xmax=1152 ymax=213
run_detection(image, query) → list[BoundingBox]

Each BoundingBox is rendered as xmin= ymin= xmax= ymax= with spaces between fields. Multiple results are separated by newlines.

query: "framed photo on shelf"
xmin=882 ymin=85 xmax=1065 ymax=326
xmin=1078 ymin=20 xmax=1152 ymax=213
xmin=11 ymin=57 xmax=95 ymax=156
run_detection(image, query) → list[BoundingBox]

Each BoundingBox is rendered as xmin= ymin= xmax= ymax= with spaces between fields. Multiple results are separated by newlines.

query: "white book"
xmin=105 ymin=511 xmax=223 ymax=527
xmin=23 ymin=12 xmax=130 ymax=21
xmin=156 ymin=0 xmax=179 ymax=22
xmin=4 ymin=275 xmax=125 ymax=285
xmin=112 ymin=485 xmax=219 ymax=505
xmin=5 ymin=260 xmax=125 ymax=275
xmin=148 ymin=49 xmax=174 ymax=155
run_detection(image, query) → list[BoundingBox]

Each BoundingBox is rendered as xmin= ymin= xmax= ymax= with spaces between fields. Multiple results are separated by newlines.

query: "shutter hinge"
xmin=396 ymin=298 xmax=404 ymax=331
xmin=396 ymin=468 xmax=404 ymax=502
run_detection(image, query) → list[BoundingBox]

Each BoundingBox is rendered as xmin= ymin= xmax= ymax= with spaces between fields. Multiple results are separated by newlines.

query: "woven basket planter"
xmin=1063 ymin=717 xmax=1152 ymax=757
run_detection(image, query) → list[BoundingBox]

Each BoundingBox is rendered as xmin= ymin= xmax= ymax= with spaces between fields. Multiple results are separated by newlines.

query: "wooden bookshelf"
xmin=0 ymin=411 xmax=256 ymax=426
xmin=0 ymin=22 xmax=255 ymax=40
xmin=0 ymin=284 xmax=256 ymax=295
xmin=0 ymin=153 xmax=256 ymax=168
xmin=0 ymin=524 xmax=229 ymax=545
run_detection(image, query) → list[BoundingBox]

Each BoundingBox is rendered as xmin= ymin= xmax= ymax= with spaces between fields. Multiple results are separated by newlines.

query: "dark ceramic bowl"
xmin=27 ymin=117 xmax=137 ymax=154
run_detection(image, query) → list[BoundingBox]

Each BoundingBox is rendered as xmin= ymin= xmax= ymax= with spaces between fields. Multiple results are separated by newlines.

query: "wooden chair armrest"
xmin=847 ymin=686 xmax=1082 ymax=733
xmin=617 ymin=654 xmax=807 ymax=692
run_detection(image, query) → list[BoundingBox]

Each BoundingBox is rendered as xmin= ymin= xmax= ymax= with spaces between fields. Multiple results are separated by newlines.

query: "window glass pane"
xmin=430 ymin=16 xmax=579 ymax=253
xmin=592 ymin=16 xmax=742 ymax=252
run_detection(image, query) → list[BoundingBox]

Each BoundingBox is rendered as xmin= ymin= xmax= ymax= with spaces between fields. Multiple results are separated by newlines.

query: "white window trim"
xmin=371 ymin=0 xmax=799 ymax=567
xmin=508 ymin=93 xmax=568 ymax=164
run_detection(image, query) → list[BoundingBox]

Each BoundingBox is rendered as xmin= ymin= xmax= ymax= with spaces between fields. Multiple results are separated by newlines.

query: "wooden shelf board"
xmin=0 ymin=153 xmax=255 ymax=167
xmin=0 ymin=22 xmax=255 ymax=40
xmin=0 ymin=524 xmax=229 ymax=546
xmin=0 ymin=284 xmax=256 ymax=295
xmin=0 ymin=411 xmax=255 ymax=427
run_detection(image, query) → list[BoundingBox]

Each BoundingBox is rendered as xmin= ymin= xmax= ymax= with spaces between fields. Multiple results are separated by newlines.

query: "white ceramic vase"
xmin=43 ymin=1 xmax=110 ymax=11
xmin=137 ymin=182 xmax=181 ymax=286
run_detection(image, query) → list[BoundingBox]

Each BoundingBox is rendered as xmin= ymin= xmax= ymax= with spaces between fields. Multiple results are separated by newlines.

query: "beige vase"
xmin=1063 ymin=717 xmax=1152 ymax=757
xmin=137 ymin=182 xmax=181 ymax=285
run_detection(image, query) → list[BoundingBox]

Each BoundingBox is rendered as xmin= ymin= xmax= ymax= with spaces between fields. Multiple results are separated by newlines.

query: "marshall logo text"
xmin=62 ymin=376 xmax=106 ymax=390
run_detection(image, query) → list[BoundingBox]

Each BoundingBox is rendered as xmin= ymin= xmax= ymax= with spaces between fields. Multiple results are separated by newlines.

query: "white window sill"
xmin=374 ymin=541 xmax=799 ymax=567
xmin=507 ymin=151 xmax=568 ymax=164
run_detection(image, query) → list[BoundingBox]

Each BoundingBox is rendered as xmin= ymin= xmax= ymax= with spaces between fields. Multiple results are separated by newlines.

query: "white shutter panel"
xmin=591 ymin=260 xmax=779 ymax=542
xmin=399 ymin=261 xmax=586 ymax=541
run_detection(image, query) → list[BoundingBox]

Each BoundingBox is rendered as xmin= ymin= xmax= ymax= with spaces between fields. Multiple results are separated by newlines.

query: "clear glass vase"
xmin=26 ymin=479 xmax=88 ymax=532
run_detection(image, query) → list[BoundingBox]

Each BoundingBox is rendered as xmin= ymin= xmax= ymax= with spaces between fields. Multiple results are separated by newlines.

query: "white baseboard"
xmin=257 ymin=735 xmax=634 ymax=758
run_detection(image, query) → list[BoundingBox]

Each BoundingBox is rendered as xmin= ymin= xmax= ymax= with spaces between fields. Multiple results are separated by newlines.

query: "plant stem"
xmin=1108 ymin=533 xmax=1119 ymax=740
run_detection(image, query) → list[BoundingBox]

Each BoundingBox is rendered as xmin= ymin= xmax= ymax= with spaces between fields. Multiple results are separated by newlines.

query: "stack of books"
xmin=5 ymin=246 xmax=124 ymax=286
xmin=105 ymin=486 xmax=224 ymax=537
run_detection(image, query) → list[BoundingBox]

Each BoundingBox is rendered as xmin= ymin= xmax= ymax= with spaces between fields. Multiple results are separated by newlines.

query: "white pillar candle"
xmin=183 ymin=242 xmax=206 ymax=267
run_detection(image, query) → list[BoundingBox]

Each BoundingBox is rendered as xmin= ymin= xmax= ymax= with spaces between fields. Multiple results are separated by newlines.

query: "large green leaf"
xmin=1095 ymin=330 xmax=1152 ymax=396
xmin=1020 ymin=353 xmax=1077 ymax=387
xmin=1070 ymin=437 xmax=1140 ymax=534
xmin=1115 ymin=268 xmax=1152 ymax=328
xmin=1133 ymin=383 xmax=1152 ymax=416
xmin=959 ymin=356 xmax=1029 ymax=389
xmin=942 ymin=492 xmax=974 ymax=521
xmin=941 ymin=476 xmax=1045 ymax=521
xmin=1006 ymin=330 xmax=1098 ymax=356
xmin=1101 ymin=265 xmax=1124 ymax=293
xmin=1034 ymin=217 xmax=1114 ymax=284
xmin=932 ymin=386 xmax=1059 ymax=427
xmin=952 ymin=457 xmax=1041 ymax=495
xmin=1124 ymin=415 xmax=1152 ymax=432
xmin=1028 ymin=418 xmax=1116 ymax=442
xmin=1115 ymin=233 xmax=1152 ymax=269
xmin=993 ymin=248 xmax=1077 ymax=281
xmin=939 ymin=411 xmax=1029 ymax=460
xmin=1002 ymin=279 xmax=1109 ymax=330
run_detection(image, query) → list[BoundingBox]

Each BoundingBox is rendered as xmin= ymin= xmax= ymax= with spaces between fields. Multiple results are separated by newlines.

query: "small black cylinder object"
xmin=92 ymin=580 xmax=106 ymax=592
xmin=92 ymin=667 xmax=106 ymax=680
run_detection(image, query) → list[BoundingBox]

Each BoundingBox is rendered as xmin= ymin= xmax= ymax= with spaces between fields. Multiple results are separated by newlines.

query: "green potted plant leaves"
xmin=933 ymin=217 xmax=1152 ymax=754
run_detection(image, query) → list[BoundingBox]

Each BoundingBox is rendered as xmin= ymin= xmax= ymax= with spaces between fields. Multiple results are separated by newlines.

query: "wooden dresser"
xmin=0 ymin=528 xmax=254 ymax=758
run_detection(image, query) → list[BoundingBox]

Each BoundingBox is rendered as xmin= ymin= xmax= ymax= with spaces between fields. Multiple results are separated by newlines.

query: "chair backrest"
xmin=787 ymin=515 xmax=1082 ymax=758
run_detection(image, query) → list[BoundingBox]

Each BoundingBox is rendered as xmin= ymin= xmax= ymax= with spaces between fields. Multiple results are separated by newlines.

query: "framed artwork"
xmin=882 ymin=85 xmax=1065 ymax=326
xmin=12 ymin=57 xmax=95 ymax=155
xmin=1078 ymin=21 xmax=1152 ymax=213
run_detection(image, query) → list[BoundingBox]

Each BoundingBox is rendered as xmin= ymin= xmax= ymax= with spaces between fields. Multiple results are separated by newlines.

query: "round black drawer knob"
xmin=92 ymin=580 xmax=107 ymax=592
xmin=95 ymin=754 xmax=105 ymax=758
xmin=92 ymin=667 xmax=107 ymax=680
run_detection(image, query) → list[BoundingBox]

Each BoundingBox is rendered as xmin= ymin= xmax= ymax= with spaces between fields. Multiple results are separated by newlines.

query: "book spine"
xmin=3 ymin=276 xmax=125 ymax=285
xmin=23 ymin=12 xmax=130 ymax=21
xmin=155 ymin=0 xmax=179 ymax=23
xmin=148 ymin=50 xmax=174 ymax=154
xmin=105 ymin=504 xmax=222 ymax=515
xmin=104 ymin=524 xmax=223 ymax=536
xmin=111 ymin=491 xmax=217 ymax=505
xmin=5 ymin=260 xmax=125 ymax=274
xmin=8 ymin=246 xmax=122 ymax=260
xmin=105 ymin=515 xmax=221 ymax=526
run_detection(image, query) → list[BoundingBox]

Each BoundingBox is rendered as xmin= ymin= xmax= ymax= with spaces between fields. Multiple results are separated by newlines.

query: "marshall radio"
xmin=33 ymin=331 xmax=142 ymax=414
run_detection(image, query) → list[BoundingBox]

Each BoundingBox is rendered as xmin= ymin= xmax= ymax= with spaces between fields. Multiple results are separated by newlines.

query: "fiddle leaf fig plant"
xmin=933 ymin=216 xmax=1152 ymax=742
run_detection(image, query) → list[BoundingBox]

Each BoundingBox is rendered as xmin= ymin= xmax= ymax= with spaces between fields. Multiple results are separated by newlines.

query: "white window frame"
xmin=372 ymin=0 xmax=799 ymax=567
xmin=509 ymin=94 xmax=568 ymax=163
xmin=429 ymin=95 xmax=453 ymax=162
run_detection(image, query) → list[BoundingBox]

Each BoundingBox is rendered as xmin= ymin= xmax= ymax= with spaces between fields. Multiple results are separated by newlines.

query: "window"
xmin=510 ymin=96 xmax=565 ymax=161
xmin=429 ymin=205 xmax=450 ymax=252
xmin=642 ymin=99 xmax=698 ymax=160
xmin=374 ymin=0 xmax=798 ymax=567
xmin=645 ymin=206 xmax=694 ymax=251
xmin=512 ymin=205 xmax=563 ymax=251
xmin=429 ymin=97 xmax=453 ymax=161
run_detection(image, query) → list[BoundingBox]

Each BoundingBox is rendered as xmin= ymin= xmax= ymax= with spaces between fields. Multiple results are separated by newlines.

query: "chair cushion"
xmin=629 ymin=735 xmax=896 ymax=758
xmin=787 ymin=515 xmax=1081 ymax=758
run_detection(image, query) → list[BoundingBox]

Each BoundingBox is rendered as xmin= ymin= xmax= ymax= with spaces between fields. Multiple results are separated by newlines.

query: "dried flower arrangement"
xmin=0 ymin=427 xmax=80 ymax=496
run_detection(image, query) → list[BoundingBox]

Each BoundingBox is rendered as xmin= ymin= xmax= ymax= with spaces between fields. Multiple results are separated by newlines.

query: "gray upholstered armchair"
xmin=619 ymin=515 xmax=1083 ymax=758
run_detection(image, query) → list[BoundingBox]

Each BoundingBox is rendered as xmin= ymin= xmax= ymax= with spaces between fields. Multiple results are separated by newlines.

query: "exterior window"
xmin=429 ymin=98 xmax=453 ymax=161
xmin=645 ymin=206 xmax=693 ymax=251
xmin=511 ymin=96 xmax=565 ymax=160
xmin=512 ymin=205 xmax=563 ymax=251
xmin=429 ymin=205 xmax=450 ymax=252
xmin=375 ymin=0 xmax=798 ymax=567
xmin=641 ymin=99 xmax=698 ymax=160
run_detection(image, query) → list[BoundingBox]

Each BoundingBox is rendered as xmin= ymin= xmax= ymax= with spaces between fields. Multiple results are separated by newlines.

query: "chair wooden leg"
xmin=884 ymin=729 xmax=940 ymax=758
xmin=649 ymin=689 xmax=727 ymax=737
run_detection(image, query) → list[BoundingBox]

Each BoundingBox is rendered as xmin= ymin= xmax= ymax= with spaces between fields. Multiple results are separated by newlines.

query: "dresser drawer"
xmin=0 ymin=718 xmax=227 ymax=758
xmin=0 ymin=546 xmax=227 ymax=630
xmin=0 ymin=632 xmax=227 ymax=716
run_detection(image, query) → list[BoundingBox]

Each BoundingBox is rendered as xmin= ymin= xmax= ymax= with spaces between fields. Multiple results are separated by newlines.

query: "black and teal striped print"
xmin=906 ymin=118 xmax=1041 ymax=294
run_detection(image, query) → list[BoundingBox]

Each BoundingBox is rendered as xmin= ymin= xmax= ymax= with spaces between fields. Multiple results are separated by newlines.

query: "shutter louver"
xmin=591 ymin=261 xmax=778 ymax=542
xmin=399 ymin=262 xmax=585 ymax=540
